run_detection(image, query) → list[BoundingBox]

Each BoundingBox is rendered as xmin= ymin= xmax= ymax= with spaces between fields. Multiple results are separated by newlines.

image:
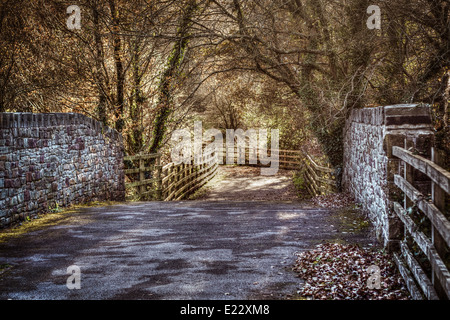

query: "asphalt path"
xmin=0 ymin=200 xmax=377 ymax=300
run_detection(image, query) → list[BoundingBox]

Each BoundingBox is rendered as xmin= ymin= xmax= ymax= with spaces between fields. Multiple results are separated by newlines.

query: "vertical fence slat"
xmin=156 ymin=156 xmax=162 ymax=200
xmin=139 ymin=157 xmax=145 ymax=196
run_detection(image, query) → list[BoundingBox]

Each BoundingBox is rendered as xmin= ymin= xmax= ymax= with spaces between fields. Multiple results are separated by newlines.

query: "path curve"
xmin=192 ymin=166 xmax=300 ymax=201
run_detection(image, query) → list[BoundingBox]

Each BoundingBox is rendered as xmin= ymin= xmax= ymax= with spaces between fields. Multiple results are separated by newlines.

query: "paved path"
xmin=0 ymin=168 xmax=378 ymax=300
xmin=193 ymin=166 xmax=300 ymax=201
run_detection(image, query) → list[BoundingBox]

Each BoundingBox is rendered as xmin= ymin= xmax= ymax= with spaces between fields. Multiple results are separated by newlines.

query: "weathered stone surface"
xmin=342 ymin=104 xmax=434 ymax=250
xmin=0 ymin=112 xmax=125 ymax=228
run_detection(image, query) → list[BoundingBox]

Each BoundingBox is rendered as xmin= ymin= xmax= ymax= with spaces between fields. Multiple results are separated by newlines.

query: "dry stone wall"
xmin=343 ymin=104 xmax=435 ymax=250
xmin=0 ymin=112 xmax=125 ymax=228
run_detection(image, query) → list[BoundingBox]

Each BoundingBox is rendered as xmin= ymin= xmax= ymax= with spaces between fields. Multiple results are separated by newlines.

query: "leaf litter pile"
xmin=292 ymin=243 xmax=410 ymax=300
xmin=310 ymin=192 xmax=356 ymax=209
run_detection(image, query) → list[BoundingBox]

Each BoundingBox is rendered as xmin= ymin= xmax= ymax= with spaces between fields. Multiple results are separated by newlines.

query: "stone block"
xmin=384 ymin=104 xmax=430 ymax=116
xmin=10 ymin=196 xmax=18 ymax=206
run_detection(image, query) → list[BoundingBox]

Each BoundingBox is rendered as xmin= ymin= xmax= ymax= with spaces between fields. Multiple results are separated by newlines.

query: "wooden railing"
xmin=218 ymin=146 xmax=336 ymax=196
xmin=301 ymin=153 xmax=336 ymax=196
xmin=124 ymin=145 xmax=336 ymax=201
xmin=392 ymin=146 xmax=450 ymax=300
xmin=161 ymin=147 xmax=219 ymax=201
xmin=124 ymin=153 xmax=162 ymax=200
xmin=219 ymin=146 xmax=304 ymax=170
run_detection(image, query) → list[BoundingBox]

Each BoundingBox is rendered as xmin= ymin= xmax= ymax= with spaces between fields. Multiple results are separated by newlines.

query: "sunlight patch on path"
xmin=192 ymin=166 xmax=299 ymax=201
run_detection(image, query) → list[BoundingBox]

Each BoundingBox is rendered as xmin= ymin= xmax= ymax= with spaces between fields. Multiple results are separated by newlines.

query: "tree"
xmin=148 ymin=0 xmax=200 ymax=154
xmin=1 ymin=0 xmax=447 ymax=166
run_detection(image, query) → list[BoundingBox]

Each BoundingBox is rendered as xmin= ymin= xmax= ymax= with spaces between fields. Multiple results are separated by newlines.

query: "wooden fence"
xmin=124 ymin=145 xmax=336 ymax=201
xmin=218 ymin=145 xmax=336 ymax=196
xmin=392 ymin=146 xmax=450 ymax=300
xmin=161 ymin=147 xmax=218 ymax=201
xmin=124 ymin=153 xmax=162 ymax=201
xmin=219 ymin=146 xmax=303 ymax=170
xmin=301 ymin=153 xmax=336 ymax=196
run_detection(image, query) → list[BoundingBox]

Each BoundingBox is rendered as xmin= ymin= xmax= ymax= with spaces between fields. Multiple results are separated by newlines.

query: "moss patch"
xmin=0 ymin=201 xmax=121 ymax=244
xmin=0 ymin=263 xmax=12 ymax=272
xmin=292 ymin=171 xmax=311 ymax=200
xmin=333 ymin=206 xmax=371 ymax=234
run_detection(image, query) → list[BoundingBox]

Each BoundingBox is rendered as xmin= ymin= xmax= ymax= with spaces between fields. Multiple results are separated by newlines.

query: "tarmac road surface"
xmin=0 ymin=200 xmax=377 ymax=300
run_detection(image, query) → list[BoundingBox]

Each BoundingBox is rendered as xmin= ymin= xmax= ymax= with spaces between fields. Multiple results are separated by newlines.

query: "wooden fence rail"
xmin=392 ymin=146 xmax=450 ymax=300
xmin=124 ymin=146 xmax=336 ymax=201
xmin=124 ymin=153 xmax=162 ymax=200
xmin=161 ymin=148 xmax=218 ymax=201
xmin=218 ymin=146 xmax=336 ymax=196
xmin=301 ymin=153 xmax=336 ymax=196
xmin=218 ymin=146 xmax=304 ymax=170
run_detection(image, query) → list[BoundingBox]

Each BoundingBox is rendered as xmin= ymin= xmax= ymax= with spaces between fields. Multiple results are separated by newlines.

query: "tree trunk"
xmin=108 ymin=0 xmax=125 ymax=132
xmin=148 ymin=0 xmax=197 ymax=154
xmin=93 ymin=2 xmax=108 ymax=126
xmin=128 ymin=39 xmax=145 ymax=154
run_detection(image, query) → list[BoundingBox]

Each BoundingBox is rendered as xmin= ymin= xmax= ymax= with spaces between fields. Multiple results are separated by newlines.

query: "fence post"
xmin=180 ymin=163 xmax=184 ymax=186
xmin=139 ymin=156 xmax=145 ymax=196
xmin=167 ymin=165 xmax=173 ymax=200
xmin=431 ymin=147 xmax=447 ymax=299
xmin=156 ymin=156 xmax=162 ymax=200
xmin=189 ymin=163 xmax=193 ymax=189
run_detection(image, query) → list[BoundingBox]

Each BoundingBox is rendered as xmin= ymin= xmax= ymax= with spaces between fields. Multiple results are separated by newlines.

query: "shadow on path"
xmin=0 ymin=167 xmax=379 ymax=300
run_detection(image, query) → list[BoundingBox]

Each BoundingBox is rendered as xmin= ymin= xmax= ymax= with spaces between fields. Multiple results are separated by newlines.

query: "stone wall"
xmin=0 ymin=113 xmax=125 ymax=228
xmin=342 ymin=104 xmax=434 ymax=250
